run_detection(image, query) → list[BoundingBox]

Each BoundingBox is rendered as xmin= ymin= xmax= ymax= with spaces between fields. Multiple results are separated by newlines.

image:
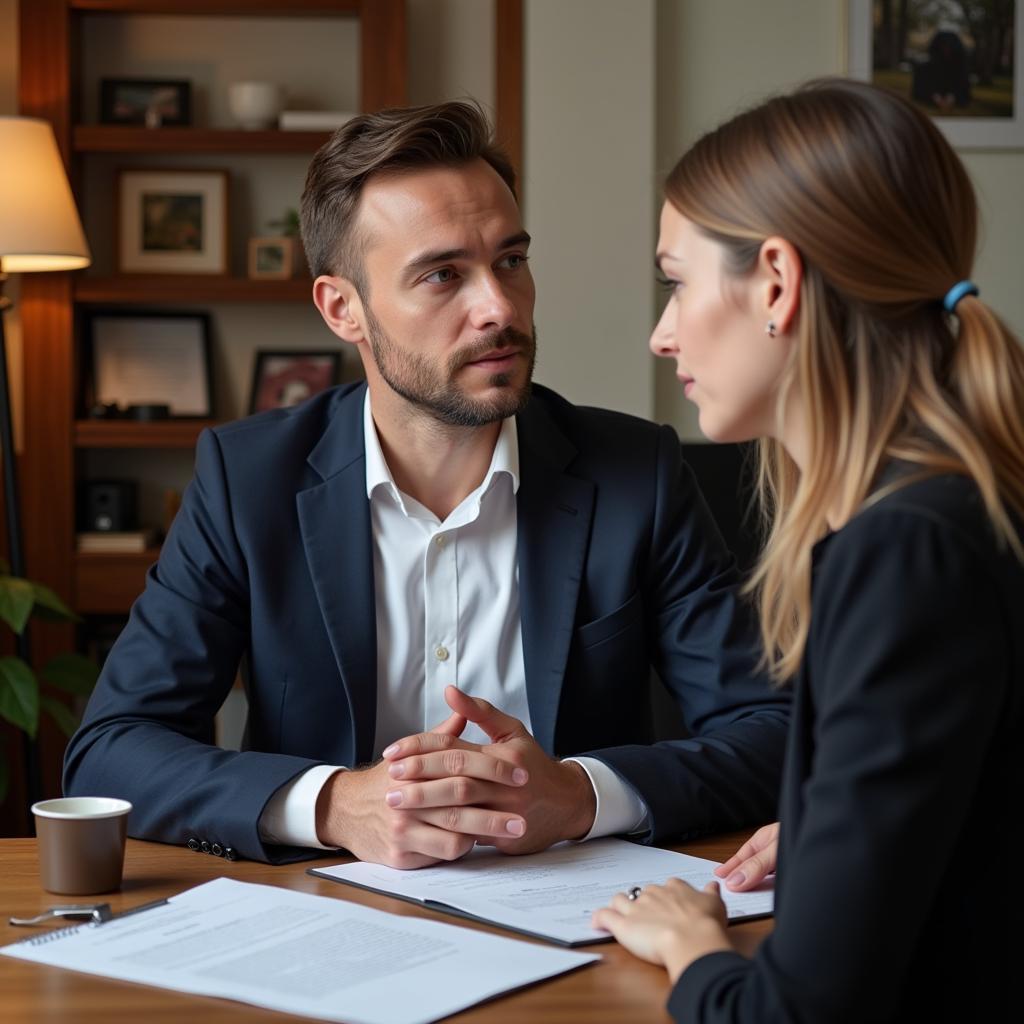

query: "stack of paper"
xmin=2 ymin=877 xmax=597 ymax=1024
xmin=312 ymin=837 xmax=774 ymax=946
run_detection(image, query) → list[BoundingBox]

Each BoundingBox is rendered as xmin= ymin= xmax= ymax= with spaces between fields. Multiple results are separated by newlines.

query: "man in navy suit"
xmin=65 ymin=102 xmax=789 ymax=865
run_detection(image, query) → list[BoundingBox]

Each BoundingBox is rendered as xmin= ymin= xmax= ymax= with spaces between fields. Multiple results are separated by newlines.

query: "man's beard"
xmin=364 ymin=305 xmax=537 ymax=427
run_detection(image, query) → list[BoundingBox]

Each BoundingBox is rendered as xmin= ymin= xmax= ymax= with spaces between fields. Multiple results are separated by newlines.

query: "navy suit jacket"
xmin=65 ymin=382 xmax=790 ymax=863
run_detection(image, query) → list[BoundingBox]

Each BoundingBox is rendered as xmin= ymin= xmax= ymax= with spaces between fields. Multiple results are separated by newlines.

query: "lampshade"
xmin=0 ymin=116 xmax=91 ymax=273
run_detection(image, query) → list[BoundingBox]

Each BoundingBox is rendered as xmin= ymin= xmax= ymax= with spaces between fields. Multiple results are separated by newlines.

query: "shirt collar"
xmin=363 ymin=390 xmax=520 ymax=503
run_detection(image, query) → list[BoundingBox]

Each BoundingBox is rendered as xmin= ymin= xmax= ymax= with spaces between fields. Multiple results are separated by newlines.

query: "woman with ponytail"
xmin=593 ymin=78 xmax=1023 ymax=1022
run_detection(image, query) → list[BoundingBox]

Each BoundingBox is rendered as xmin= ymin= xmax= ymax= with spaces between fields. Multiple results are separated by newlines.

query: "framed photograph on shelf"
xmin=87 ymin=310 xmax=213 ymax=418
xmin=248 ymin=236 xmax=296 ymax=279
xmin=248 ymin=350 xmax=341 ymax=414
xmin=846 ymin=0 xmax=1022 ymax=148
xmin=100 ymin=78 xmax=192 ymax=127
xmin=117 ymin=168 xmax=229 ymax=274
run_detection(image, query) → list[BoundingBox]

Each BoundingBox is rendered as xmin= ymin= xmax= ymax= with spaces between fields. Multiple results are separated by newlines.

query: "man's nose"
xmin=468 ymin=272 xmax=517 ymax=332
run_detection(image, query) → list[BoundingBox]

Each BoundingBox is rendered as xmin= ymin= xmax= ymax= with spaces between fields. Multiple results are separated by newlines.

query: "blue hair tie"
xmin=943 ymin=280 xmax=979 ymax=313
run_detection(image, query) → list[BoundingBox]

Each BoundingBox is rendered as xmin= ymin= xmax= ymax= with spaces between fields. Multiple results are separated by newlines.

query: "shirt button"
xmin=435 ymin=645 xmax=450 ymax=661
xmin=434 ymin=534 xmax=446 ymax=548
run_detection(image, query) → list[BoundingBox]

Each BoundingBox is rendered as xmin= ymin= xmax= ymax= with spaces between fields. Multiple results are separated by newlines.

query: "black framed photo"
xmin=100 ymin=78 xmax=192 ymax=127
xmin=249 ymin=350 xmax=342 ymax=414
xmin=86 ymin=310 xmax=213 ymax=418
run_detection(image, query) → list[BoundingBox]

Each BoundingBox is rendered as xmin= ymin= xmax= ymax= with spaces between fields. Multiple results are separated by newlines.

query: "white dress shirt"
xmin=259 ymin=392 xmax=648 ymax=849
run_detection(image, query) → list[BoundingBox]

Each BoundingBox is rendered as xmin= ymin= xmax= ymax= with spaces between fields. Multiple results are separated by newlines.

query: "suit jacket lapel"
xmin=297 ymin=384 xmax=377 ymax=764
xmin=516 ymin=398 xmax=595 ymax=754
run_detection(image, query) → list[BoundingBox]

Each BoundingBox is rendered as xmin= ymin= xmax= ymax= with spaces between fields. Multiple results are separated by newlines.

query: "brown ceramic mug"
xmin=32 ymin=797 xmax=132 ymax=895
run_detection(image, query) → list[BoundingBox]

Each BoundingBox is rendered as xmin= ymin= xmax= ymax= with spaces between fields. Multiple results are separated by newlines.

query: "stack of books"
xmin=76 ymin=528 xmax=160 ymax=554
xmin=278 ymin=110 xmax=355 ymax=131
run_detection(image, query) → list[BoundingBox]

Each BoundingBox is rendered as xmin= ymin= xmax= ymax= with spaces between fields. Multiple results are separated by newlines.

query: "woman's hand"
xmin=591 ymin=879 xmax=732 ymax=983
xmin=714 ymin=822 xmax=779 ymax=891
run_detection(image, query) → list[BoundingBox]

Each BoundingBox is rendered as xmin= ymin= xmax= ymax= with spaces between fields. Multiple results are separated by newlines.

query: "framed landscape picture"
xmin=846 ymin=0 xmax=1022 ymax=148
xmin=117 ymin=168 xmax=229 ymax=274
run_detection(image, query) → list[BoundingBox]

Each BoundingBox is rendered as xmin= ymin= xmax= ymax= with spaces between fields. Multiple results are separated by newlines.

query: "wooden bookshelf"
xmin=73 ymin=126 xmax=332 ymax=154
xmin=75 ymin=275 xmax=313 ymax=304
xmin=74 ymin=419 xmax=218 ymax=449
xmin=74 ymin=549 xmax=161 ymax=615
xmin=70 ymin=1 xmax=359 ymax=15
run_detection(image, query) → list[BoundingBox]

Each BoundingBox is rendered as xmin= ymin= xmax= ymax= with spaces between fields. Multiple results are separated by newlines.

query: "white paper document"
xmin=311 ymin=838 xmax=774 ymax=946
xmin=1 ymin=877 xmax=597 ymax=1024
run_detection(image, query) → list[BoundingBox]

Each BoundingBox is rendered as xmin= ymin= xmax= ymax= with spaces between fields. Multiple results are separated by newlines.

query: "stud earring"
xmin=765 ymin=321 xmax=777 ymax=337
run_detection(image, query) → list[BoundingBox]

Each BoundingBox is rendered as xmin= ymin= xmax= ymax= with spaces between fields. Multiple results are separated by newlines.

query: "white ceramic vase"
xmin=227 ymin=82 xmax=284 ymax=130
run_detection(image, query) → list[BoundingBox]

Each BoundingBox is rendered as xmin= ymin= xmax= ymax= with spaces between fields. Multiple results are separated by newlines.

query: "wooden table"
xmin=0 ymin=834 xmax=771 ymax=1023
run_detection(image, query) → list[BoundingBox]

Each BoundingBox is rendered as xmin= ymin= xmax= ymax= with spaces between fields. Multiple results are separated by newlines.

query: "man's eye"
xmin=499 ymin=253 xmax=528 ymax=270
xmin=425 ymin=268 xmax=456 ymax=284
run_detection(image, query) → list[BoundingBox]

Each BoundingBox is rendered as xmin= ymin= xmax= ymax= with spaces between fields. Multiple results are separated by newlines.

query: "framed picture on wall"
xmin=87 ymin=310 xmax=213 ymax=418
xmin=117 ymin=168 xmax=229 ymax=274
xmin=247 ymin=236 xmax=296 ymax=279
xmin=100 ymin=78 xmax=192 ymax=127
xmin=248 ymin=350 xmax=341 ymax=414
xmin=846 ymin=0 xmax=1022 ymax=148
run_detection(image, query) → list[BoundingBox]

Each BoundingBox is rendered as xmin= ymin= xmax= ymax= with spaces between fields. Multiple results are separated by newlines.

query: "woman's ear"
xmin=757 ymin=236 xmax=802 ymax=336
xmin=313 ymin=275 xmax=367 ymax=346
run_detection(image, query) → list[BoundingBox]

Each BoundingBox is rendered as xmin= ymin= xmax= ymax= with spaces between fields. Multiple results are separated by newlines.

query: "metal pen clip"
xmin=9 ymin=903 xmax=113 ymax=927
xmin=9 ymin=897 xmax=169 ymax=928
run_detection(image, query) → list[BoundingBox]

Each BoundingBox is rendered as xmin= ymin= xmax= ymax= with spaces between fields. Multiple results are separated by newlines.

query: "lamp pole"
xmin=0 ymin=271 xmax=41 ymax=812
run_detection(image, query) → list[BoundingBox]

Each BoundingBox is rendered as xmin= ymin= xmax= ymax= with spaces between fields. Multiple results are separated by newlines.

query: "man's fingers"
xmin=385 ymin=776 xmax=505 ymax=810
xmin=430 ymin=710 xmax=467 ymax=737
xmin=382 ymin=730 xmax=483 ymax=761
xmin=414 ymin=805 xmax=526 ymax=839
xmin=443 ymin=685 xmax=529 ymax=742
xmin=387 ymin=748 xmax=528 ymax=786
xmin=382 ymin=818 xmax=476 ymax=867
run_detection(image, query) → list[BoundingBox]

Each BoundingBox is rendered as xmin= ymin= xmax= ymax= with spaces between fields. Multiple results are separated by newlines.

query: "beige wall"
xmin=524 ymin=0 xmax=657 ymax=419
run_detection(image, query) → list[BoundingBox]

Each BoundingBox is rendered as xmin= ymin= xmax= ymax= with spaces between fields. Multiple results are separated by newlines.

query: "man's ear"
xmin=756 ymin=236 xmax=802 ymax=336
xmin=313 ymin=275 xmax=367 ymax=346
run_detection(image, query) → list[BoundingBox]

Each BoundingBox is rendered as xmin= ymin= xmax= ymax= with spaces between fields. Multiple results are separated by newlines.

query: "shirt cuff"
xmin=564 ymin=756 xmax=650 ymax=840
xmin=258 ymin=764 xmax=346 ymax=849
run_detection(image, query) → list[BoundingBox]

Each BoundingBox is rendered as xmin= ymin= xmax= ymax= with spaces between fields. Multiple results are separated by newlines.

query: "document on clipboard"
xmin=1 ymin=877 xmax=598 ymax=1024
xmin=310 ymin=837 xmax=774 ymax=947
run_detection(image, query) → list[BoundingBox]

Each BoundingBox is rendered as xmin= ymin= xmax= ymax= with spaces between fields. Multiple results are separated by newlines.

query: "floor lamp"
xmin=0 ymin=117 xmax=91 ymax=812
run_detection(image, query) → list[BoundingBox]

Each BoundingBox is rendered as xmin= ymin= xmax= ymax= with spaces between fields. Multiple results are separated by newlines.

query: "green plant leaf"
xmin=29 ymin=582 xmax=81 ymax=624
xmin=41 ymin=695 xmax=79 ymax=738
xmin=0 ymin=657 xmax=39 ymax=738
xmin=0 ymin=576 xmax=36 ymax=634
xmin=42 ymin=653 xmax=100 ymax=696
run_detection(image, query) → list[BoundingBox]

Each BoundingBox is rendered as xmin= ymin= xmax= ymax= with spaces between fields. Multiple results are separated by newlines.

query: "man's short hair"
xmin=300 ymin=100 xmax=517 ymax=294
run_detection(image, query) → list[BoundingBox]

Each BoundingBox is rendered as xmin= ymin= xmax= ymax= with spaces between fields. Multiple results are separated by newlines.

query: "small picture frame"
xmin=248 ymin=236 xmax=296 ymax=280
xmin=87 ymin=310 xmax=214 ymax=418
xmin=117 ymin=168 xmax=229 ymax=274
xmin=248 ymin=350 xmax=342 ymax=415
xmin=100 ymin=78 xmax=192 ymax=127
xmin=846 ymin=0 xmax=1022 ymax=148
